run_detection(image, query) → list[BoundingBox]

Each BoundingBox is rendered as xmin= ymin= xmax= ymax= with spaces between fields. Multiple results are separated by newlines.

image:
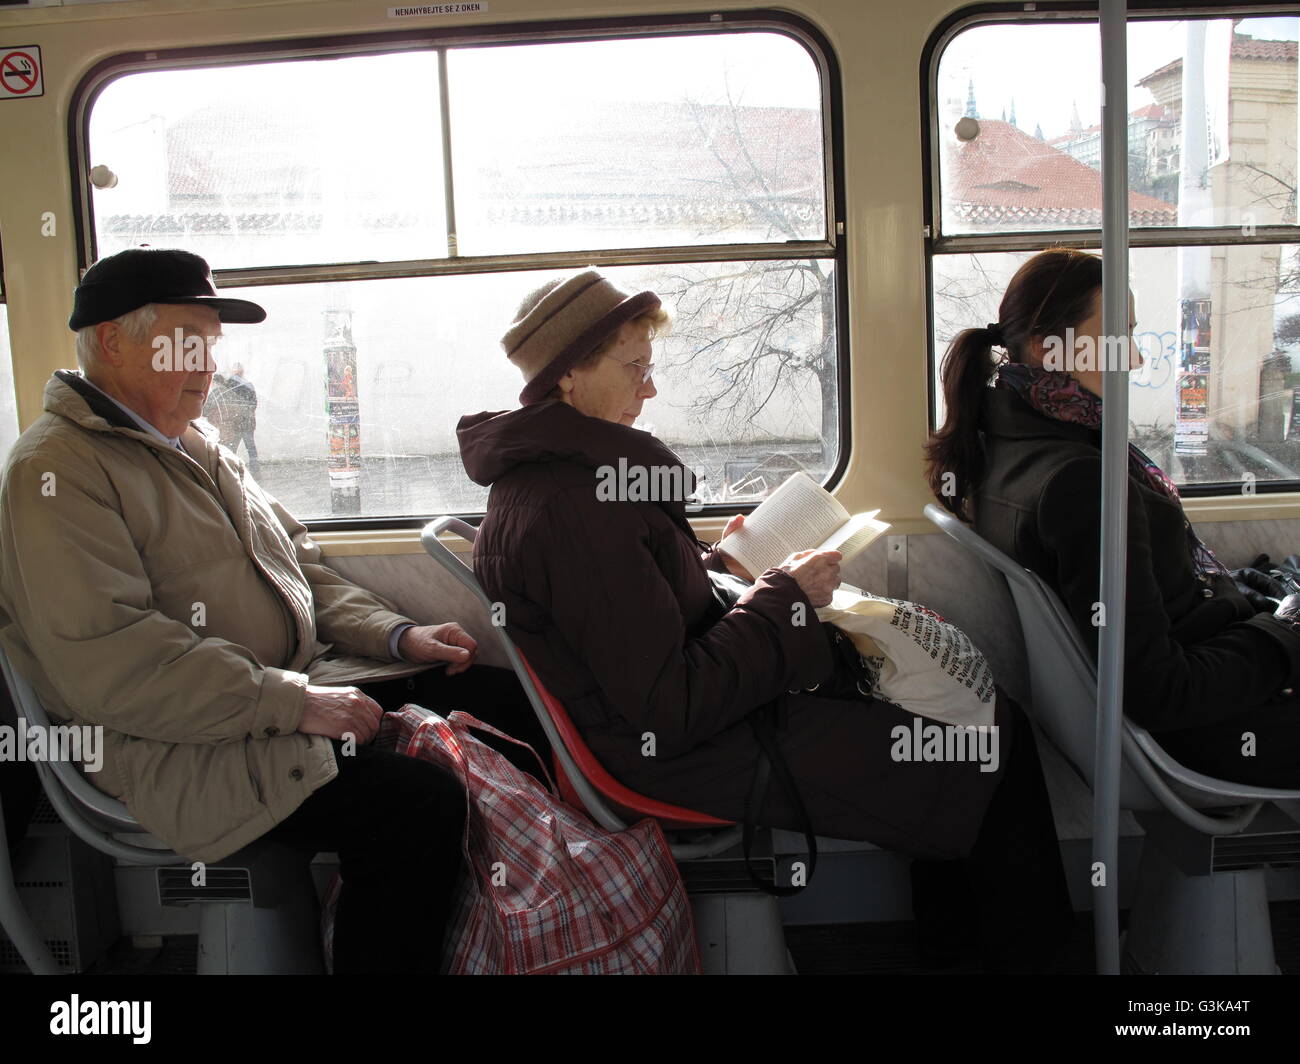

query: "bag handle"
xmin=444 ymin=709 xmax=559 ymax=795
xmin=743 ymin=706 xmax=818 ymax=896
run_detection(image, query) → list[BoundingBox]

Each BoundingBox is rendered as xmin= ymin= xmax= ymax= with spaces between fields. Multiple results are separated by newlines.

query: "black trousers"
xmin=263 ymin=664 xmax=544 ymax=974
xmin=909 ymin=699 xmax=1075 ymax=972
xmin=1152 ymin=694 xmax=1300 ymax=787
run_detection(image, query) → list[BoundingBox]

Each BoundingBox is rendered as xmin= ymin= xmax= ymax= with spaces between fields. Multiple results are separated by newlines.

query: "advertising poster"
xmin=1174 ymin=298 xmax=1210 ymax=456
xmin=324 ymin=309 xmax=362 ymax=514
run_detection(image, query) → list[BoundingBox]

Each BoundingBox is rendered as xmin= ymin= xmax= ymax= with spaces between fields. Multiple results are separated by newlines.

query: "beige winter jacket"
xmin=0 ymin=371 xmax=425 ymax=861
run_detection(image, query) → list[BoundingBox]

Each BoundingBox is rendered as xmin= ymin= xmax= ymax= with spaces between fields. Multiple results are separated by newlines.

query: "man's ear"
xmin=557 ymin=371 xmax=577 ymax=395
xmin=94 ymin=321 xmax=124 ymax=367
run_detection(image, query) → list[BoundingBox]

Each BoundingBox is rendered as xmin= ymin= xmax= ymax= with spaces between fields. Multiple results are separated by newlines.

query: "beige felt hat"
xmin=501 ymin=269 xmax=660 ymax=405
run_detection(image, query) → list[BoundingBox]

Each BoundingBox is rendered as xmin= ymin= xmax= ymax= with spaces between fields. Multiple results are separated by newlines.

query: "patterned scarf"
xmin=995 ymin=362 xmax=1226 ymax=575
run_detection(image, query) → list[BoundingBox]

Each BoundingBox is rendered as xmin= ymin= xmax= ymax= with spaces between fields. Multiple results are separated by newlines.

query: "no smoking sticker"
xmin=0 ymin=46 xmax=44 ymax=100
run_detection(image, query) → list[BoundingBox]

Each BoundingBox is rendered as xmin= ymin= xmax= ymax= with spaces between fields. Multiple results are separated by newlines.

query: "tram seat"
xmin=0 ymin=646 xmax=324 ymax=975
xmin=421 ymin=516 xmax=791 ymax=975
xmin=924 ymin=502 xmax=1300 ymax=974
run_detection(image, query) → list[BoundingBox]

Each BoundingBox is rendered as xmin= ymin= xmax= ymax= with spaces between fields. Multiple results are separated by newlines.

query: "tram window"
xmin=81 ymin=26 xmax=839 ymax=521
xmin=934 ymin=244 xmax=1300 ymax=486
xmin=0 ymin=284 xmax=19 ymax=465
xmin=930 ymin=12 xmax=1300 ymax=491
xmin=446 ymin=34 xmax=826 ymax=255
xmin=935 ymin=18 xmax=1299 ymax=235
xmin=89 ymin=52 xmax=448 ymax=271
xmin=216 ymin=259 xmax=837 ymax=519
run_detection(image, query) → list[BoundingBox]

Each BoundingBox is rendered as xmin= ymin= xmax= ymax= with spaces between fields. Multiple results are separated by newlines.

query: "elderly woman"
xmin=926 ymin=247 xmax=1300 ymax=786
xmin=458 ymin=269 xmax=1072 ymax=970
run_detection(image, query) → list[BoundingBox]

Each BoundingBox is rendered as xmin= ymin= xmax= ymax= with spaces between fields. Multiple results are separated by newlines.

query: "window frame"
xmin=67 ymin=10 xmax=850 ymax=530
xmin=921 ymin=1 xmax=1300 ymax=498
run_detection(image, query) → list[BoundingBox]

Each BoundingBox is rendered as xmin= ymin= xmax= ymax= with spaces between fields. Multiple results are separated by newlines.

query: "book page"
xmin=718 ymin=471 xmax=850 ymax=577
xmin=817 ymin=510 xmax=890 ymax=562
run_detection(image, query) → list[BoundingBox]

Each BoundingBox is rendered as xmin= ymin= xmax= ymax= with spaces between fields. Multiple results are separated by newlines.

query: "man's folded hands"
xmin=398 ymin=622 xmax=478 ymax=675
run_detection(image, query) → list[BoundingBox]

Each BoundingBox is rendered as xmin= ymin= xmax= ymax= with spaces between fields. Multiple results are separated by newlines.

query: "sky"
xmin=88 ymin=15 xmax=1300 ymax=169
xmin=940 ymin=16 xmax=1299 ymax=140
xmin=88 ymin=30 xmax=822 ymax=138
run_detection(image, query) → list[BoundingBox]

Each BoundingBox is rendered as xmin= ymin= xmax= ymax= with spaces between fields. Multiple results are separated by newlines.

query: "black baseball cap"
xmin=68 ymin=248 xmax=266 ymax=330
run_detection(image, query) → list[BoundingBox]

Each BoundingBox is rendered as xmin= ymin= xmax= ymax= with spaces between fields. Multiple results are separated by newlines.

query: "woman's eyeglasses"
xmin=605 ymin=354 xmax=656 ymax=383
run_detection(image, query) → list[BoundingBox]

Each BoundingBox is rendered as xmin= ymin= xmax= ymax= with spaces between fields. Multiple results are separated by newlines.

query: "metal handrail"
xmin=420 ymin=519 xmax=742 ymax=860
xmin=923 ymin=504 xmax=1300 ymax=823
xmin=1097 ymin=0 xmax=1131 ymax=977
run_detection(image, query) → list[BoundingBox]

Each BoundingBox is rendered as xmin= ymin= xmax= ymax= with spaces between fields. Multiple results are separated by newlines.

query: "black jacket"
xmin=974 ymin=386 xmax=1300 ymax=732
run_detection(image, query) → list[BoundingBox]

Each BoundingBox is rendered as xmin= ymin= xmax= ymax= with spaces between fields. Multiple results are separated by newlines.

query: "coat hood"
xmin=458 ymin=400 xmax=697 ymax=494
xmin=981 ymin=386 xmax=1099 ymax=447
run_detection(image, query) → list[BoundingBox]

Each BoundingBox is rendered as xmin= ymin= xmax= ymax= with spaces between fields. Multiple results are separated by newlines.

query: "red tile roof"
xmin=1232 ymin=35 xmax=1298 ymax=61
xmin=945 ymin=119 xmax=1176 ymax=227
xmin=1129 ymin=102 xmax=1175 ymax=121
xmin=1139 ymin=34 xmax=1296 ymax=86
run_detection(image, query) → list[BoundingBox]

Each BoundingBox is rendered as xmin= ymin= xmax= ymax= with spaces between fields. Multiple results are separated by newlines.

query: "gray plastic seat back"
xmin=923 ymin=504 xmax=1300 ymax=821
xmin=0 ymin=645 xmax=186 ymax=862
xmin=419 ymin=517 xmax=632 ymax=833
xmin=419 ymin=518 xmax=742 ymax=859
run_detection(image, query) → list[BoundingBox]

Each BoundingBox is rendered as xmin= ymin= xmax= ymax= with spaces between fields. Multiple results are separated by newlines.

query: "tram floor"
xmin=78 ymin=901 xmax=1300 ymax=975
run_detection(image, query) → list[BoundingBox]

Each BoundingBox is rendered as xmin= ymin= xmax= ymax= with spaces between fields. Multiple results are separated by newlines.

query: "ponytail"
xmin=924 ymin=327 xmax=999 ymax=522
xmin=926 ymin=248 xmax=1104 ymax=522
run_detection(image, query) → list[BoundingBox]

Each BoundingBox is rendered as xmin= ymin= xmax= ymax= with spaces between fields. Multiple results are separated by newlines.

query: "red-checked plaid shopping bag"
xmin=321 ymin=705 xmax=700 ymax=975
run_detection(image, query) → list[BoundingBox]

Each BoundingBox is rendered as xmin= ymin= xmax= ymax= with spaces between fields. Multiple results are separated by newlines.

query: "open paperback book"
xmin=718 ymin=471 xmax=891 ymax=578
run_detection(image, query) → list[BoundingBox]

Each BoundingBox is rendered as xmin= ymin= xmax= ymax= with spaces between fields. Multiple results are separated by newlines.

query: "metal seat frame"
xmin=0 ymin=647 xmax=324 ymax=975
xmin=421 ymin=516 xmax=792 ymax=973
xmin=925 ymin=502 xmax=1300 ymax=973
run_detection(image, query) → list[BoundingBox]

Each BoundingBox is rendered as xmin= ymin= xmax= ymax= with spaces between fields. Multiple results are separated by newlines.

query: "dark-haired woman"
xmin=460 ymin=268 xmax=1073 ymax=971
xmin=927 ymin=248 xmax=1300 ymax=785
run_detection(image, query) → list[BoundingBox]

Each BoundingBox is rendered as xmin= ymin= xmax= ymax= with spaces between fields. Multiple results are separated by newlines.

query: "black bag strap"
xmin=743 ymin=707 xmax=818 ymax=896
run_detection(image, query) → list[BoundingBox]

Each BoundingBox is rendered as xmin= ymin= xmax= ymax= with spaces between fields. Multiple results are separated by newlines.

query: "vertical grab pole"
xmin=1095 ymin=0 xmax=1130 ymax=977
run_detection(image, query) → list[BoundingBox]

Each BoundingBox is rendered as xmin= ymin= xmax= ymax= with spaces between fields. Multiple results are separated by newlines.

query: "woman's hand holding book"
xmin=778 ymin=549 xmax=842 ymax=608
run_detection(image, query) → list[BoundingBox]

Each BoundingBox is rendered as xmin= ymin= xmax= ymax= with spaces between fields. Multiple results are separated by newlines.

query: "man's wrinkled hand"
xmin=399 ymin=622 xmax=478 ymax=675
xmin=298 ymin=685 xmax=383 ymax=744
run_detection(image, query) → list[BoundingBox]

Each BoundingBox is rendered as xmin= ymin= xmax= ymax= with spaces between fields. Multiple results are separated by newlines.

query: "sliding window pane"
xmin=217 ymin=258 xmax=838 ymax=519
xmin=0 ymin=304 xmax=19 ymax=464
xmin=932 ymin=242 xmax=1300 ymax=488
xmin=936 ymin=16 xmax=1298 ymax=235
xmin=448 ymin=32 xmax=826 ymax=255
xmin=89 ymin=52 xmax=447 ymax=269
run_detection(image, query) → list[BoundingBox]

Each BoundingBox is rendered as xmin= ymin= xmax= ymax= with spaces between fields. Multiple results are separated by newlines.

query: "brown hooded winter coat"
xmin=458 ymin=400 xmax=1010 ymax=857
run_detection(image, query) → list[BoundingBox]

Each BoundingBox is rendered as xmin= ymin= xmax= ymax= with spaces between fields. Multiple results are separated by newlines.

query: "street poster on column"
xmin=324 ymin=308 xmax=361 ymax=515
xmin=1174 ymin=297 xmax=1210 ymax=456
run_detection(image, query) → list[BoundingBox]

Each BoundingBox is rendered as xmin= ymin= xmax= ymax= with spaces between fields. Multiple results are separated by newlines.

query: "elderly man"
xmin=0 ymin=247 xmax=541 ymax=973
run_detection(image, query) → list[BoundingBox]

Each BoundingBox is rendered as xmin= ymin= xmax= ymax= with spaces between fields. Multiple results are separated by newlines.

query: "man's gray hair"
xmin=74 ymin=303 xmax=160 ymax=371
